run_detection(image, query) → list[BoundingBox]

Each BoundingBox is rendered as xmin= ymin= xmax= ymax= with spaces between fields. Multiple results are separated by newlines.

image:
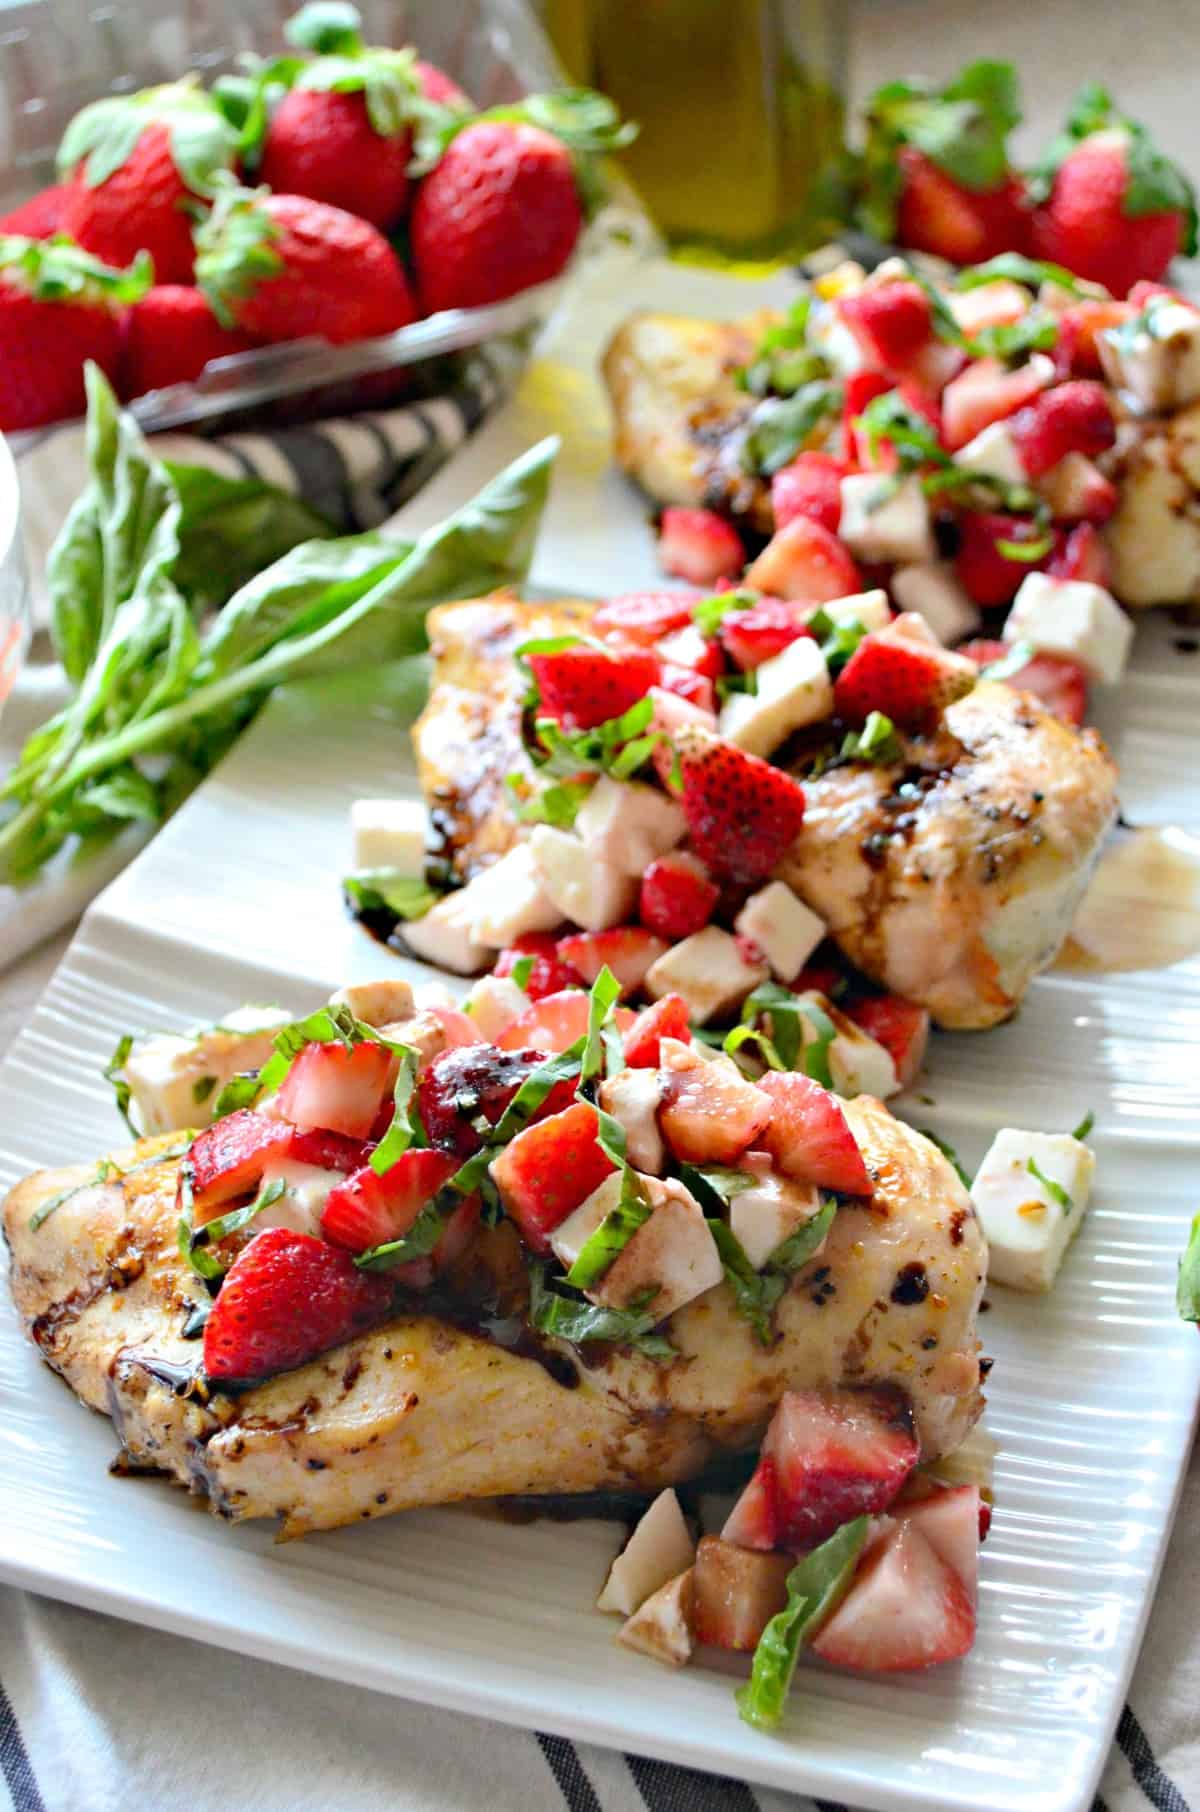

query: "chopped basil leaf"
xmin=677 ymin=1164 xmax=756 ymax=1215
xmin=807 ymin=608 xmax=866 ymax=679
xmin=708 ymin=1218 xmax=786 ymax=1345
xmin=515 ymin=693 xmax=663 ymax=822
xmin=354 ymin=1193 xmax=449 ymax=1270
xmin=740 ymin=380 xmax=843 ymax=478
xmin=767 ymin=1196 xmax=838 ymax=1273
xmin=977 ymin=638 xmax=1035 ymax=683
xmin=579 ymin=966 xmax=622 ymax=1088
xmin=192 ymin=1074 xmax=218 ymax=1106
xmin=1071 ymin=1110 xmax=1095 ymax=1143
xmin=29 ymin=1158 xmax=120 ymax=1232
xmin=854 ymin=391 xmax=946 ymax=474
xmin=1027 ymin=1156 xmax=1071 ymax=1211
xmin=692 ymin=589 xmax=757 ymax=638
xmin=954 ymin=253 xmax=1085 ymax=297
xmin=737 ymin=1515 xmax=869 ymax=1730
xmin=103 ymin=1033 xmax=136 ymax=1135
xmin=1177 ymin=1212 xmax=1200 ymax=1322
xmin=917 ymin=1127 xmax=972 ymax=1188
xmin=724 ymin=1022 xmax=785 ymax=1071
xmin=744 ymin=985 xmax=837 ymax=1089
xmin=995 ymin=531 xmax=1054 ymax=562
xmin=734 ymin=298 xmax=824 ymax=397
xmin=966 ymin=313 xmax=1058 ymax=364
xmin=565 ymin=1169 xmax=652 ymax=1289
xmin=840 ymin=711 xmax=902 ymax=765
xmin=526 ymin=1261 xmax=675 ymax=1359
xmin=716 ymin=667 xmax=758 ymax=703
xmin=368 ymin=1045 xmax=422 ymax=1174
xmin=509 ymin=955 xmax=534 ymax=992
xmin=490 ymin=1038 xmax=586 ymax=1144
xmin=507 ymin=771 xmax=594 ymax=828
xmin=177 ymin=1163 xmax=223 ymax=1281
xmin=190 ymin=1175 xmax=287 ymax=1253
xmin=343 ymin=868 xmax=439 ymax=921
xmin=212 ymin=1002 xmax=408 ymax=1119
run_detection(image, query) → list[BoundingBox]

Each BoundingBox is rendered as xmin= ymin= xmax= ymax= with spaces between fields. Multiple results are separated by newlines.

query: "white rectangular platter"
xmin=2 ymin=249 xmax=1200 ymax=1812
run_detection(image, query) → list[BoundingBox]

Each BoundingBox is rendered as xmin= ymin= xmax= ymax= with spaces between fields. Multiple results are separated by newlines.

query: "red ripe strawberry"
xmin=756 ymin=1071 xmax=872 ymax=1195
xmin=1008 ymin=379 xmax=1115 ymax=478
xmin=846 ymin=995 xmax=930 ymax=1088
xmin=658 ymin=664 xmax=716 ymax=713
xmin=0 ymin=238 xmax=147 ymax=432
xmin=556 ymin=926 xmax=667 ymax=993
xmin=497 ymin=989 xmax=636 ymax=1056
xmin=494 ymin=932 xmax=582 ymax=1001
xmin=842 ymin=370 xmax=891 ymax=465
xmin=59 ymin=80 xmax=239 ymax=283
xmin=794 ymin=958 xmax=848 ymax=997
xmin=202 ymin=1227 xmax=392 ymax=1383
xmin=185 ymin=1111 xmax=366 ymax=1219
xmin=940 ymin=355 xmax=1051 ymax=451
xmin=320 ymin=1147 xmax=458 ymax=1252
xmin=411 ymin=120 xmax=582 ymax=314
xmin=195 ymin=187 xmax=417 ymax=345
xmin=836 ymin=281 xmax=934 ymax=371
xmin=1048 ymin=520 xmax=1112 ymax=586
xmin=1039 ymin=456 xmax=1118 ymax=526
xmin=1055 ymin=298 xmax=1136 ymax=377
xmin=896 ymin=149 xmax=1026 ymax=265
xmin=413 ymin=60 xmax=471 ymax=111
xmin=657 ymin=507 xmax=744 ymax=586
xmin=958 ymin=637 xmax=1089 ymax=726
xmin=655 ymin=622 xmax=723 ymax=680
xmin=639 ymin=851 xmax=719 ymax=940
xmin=489 ymin=1101 xmax=617 ymax=1253
xmin=745 ymin=516 xmax=863 ymax=605
xmin=658 ymin=1051 xmax=771 ymax=1165
xmin=122 ymin=284 xmax=255 ymax=397
xmin=771 ymin=451 xmax=848 ymax=536
xmin=718 ymin=596 xmax=811 ymax=671
xmin=673 ymin=724 xmax=807 ymax=885
xmin=622 ymin=994 xmax=691 ymax=1068
xmin=0 ymin=185 xmax=71 ymax=240
xmin=955 ymin=511 xmax=1051 ymax=607
xmin=528 ymin=643 xmax=660 ymax=732
xmin=275 ymin=1039 xmax=394 ymax=1139
xmin=417 ymin=1042 xmax=576 ymax=1158
xmin=591 ymin=590 xmax=699 ymax=644
xmin=810 ymin=1515 xmax=976 ymax=1672
xmin=834 ymin=617 xmax=977 ymax=731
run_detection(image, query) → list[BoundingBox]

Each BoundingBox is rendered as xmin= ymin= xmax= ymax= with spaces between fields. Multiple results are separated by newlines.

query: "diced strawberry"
xmin=836 ymin=281 xmax=934 ymax=372
xmin=202 ymin=1227 xmax=392 ymax=1384
xmin=949 ymin=279 xmax=1030 ymax=337
xmin=1048 ymin=519 xmax=1113 ymax=585
xmin=756 ymin=1071 xmax=872 ymax=1195
xmin=744 ymin=516 xmax=863 ymax=605
xmin=846 ymin=996 xmax=930 ymax=1088
xmin=274 ymin=1039 xmax=394 ymax=1140
xmin=417 ymin=1043 xmax=577 ymax=1158
xmin=489 ymin=1101 xmax=617 ymax=1253
xmin=556 ymin=926 xmax=668 ymax=993
xmin=843 ymin=370 xmax=892 ymax=466
xmin=623 ymin=994 xmax=692 ymax=1068
xmin=834 ymin=616 xmax=976 ymax=731
xmin=896 ymin=147 xmax=1027 ymax=267
xmin=793 ymin=958 xmax=846 ymax=997
xmin=771 ymin=450 xmax=848 ymax=536
xmin=658 ymin=1044 xmax=772 ymax=1164
xmin=674 ymin=724 xmax=807 ymax=884
xmin=638 ymin=851 xmax=719 ymax=940
xmin=591 ymin=590 xmax=700 ymax=644
xmin=894 ymin=1484 xmax=982 ymax=1608
xmin=647 ymin=686 xmax=717 ymax=753
xmin=1056 ymin=299 xmax=1135 ymax=376
xmin=496 ymin=989 xmax=635 ymax=1055
xmin=1008 ymin=379 xmax=1115 ymax=479
xmin=1040 ymin=456 xmax=1118 ymax=525
xmin=529 ymin=645 xmax=660 ymax=733
xmin=691 ymin=1536 xmax=792 ymax=1651
xmin=186 ymin=1112 xmax=366 ymax=1218
xmin=958 ymin=637 xmax=1090 ymax=726
xmin=656 ymin=622 xmax=724 ymax=680
xmin=321 ymin=1147 xmax=459 ymax=1253
xmin=658 ymin=663 xmax=716 ymax=713
xmin=954 ymin=511 xmax=1050 ymax=607
xmin=494 ymin=932 xmax=584 ymax=1001
xmin=810 ymin=1517 xmax=975 ymax=1672
xmin=724 ymin=1387 xmax=918 ymax=1551
xmin=718 ymin=595 xmax=811 ymax=671
xmin=657 ymin=507 xmax=744 ymax=586
xmin=941 ymin=355 xmax=1051 ymax=451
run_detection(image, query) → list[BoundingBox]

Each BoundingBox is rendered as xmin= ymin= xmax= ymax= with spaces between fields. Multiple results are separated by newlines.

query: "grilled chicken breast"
xmin=5 ymin=1102 xmax=986 ymax=1538
xmin=413 ymin=595 xmax=1117 ymax=1027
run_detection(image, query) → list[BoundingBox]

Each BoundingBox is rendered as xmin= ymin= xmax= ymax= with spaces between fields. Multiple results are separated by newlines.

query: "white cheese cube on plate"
xmin=350 ymin=797 xmax=427 ymax=874
xmin=954 ymin=420 xmax=1029 ymax=485
xmin=401 ymin=892 xmax=489 ymax=975
xmin=1004 ymin=571 xmax=1134 ymax=685
xmin=839 ymin=473 xmax=936 ymax=565
xmin=464 ymin=973 xmax=528 ymax=1042
xmin=734 ymin=881 xmax=824 ymax=981
xmin=529 ymin=824 xmax=637 ymax=931
xmin=597 ymin=1489 xmax=696 ymax=1615
xmin=813 ymin=588 xmax=892 ymax=633
xmin=791 ymin=991 xmax=899 ymax=1100
xmin=574 ymin=776 xmax=686 ymax=876
xmin=1099 ymin=300 xmax=1200 ymax=413
xmin=644 ymin=926 xmax=768 ymax=1025
xmin=617 ymin=1570 xmax=695 ymax=1668
xmin=970 ymin=1127 xmax=1096 ymax=1292
xmin=890 ymin=562 xmax=981 ymax=646
xmin=122 ymin=1006 xmax=290 ymax=1134
xmin=719 ymin=635 xmax=833 ymax=759
xmin=730 ymin=1171 xmax=823 ymax=1270
xmin=599 ymin=1068 xmax=666 ymax=1174
xmin=328 ymin=979 xmax=415 ymax=1027
xmin=458 ymin=844 xmax=562 ymax=948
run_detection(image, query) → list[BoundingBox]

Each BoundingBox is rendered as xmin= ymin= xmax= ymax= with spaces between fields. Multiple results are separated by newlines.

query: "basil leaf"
xmin=1177 ymin=1212 xmax=1200 ymax=1322
xmin=724 ymin=1023 xmax=785 ymax=1071
xmin=918 ymin=1127 xmax=972 ymax=1188
xmin=354 ymin=1193 xmax=449 ymax=1270
xmin=490 ymin=1039 xmax=586 ymax=1144
xmin=853 ymin=390 xmax=949 ymax=474
xmin=734 ymin=298 xmax=825 ymax=397
xmin=767 ymin=1196 xmax=838 ymax=1273
xmin=995 ymin=531 xmax=1054 ymax=562
xmin=742 ymin=983 xmax=837 ymax=1088
xmin=369 ymin=1046 xmax=421 ymax=1174
xmin=841 ymin=711 xmax=902 ymax=765
xmin=191 ymin=1175 xmax=287 ymax=1251
xmin=692 ymin=589 xmax=757 ymax=638
xmin=966 ymin=314 xmax=1059 ymax=364
xmin=565 ymin=1169 xmax=653 ymax=1289
xmin=342 ymin=868 xmax=439 ymax=921
xmin=977 ymin=639 xmax=1036 ymax=683
xmin=707 ymin=1218 xmax=786 ymax=1345
xmin=509 ymin=956 xmax=534 ymax=992
xmin=103 ymin=1032 xmax=136 ymax=1134
xmin=29 ymin=1158 xmax=121 ymax=1232
xmin=676 ymin=1163 xmax=755 ymax=1216
xmin=736 ymin=1516 xmax=869 ymax=1731
xmin=580 ymin=966 xmax=622 ymax=1088
xmin=177 ymin=1164 xmax=223 ymax=1281
xmin=1071 ymin=1110 xmax=1095 ymax=1143
xmin=808 ymin=608 xmax=867 ymax=679
xmin=508 ymin=772 xmax=596 ymax=829
xmin=954 ymin=253 xmax=1085 ymax=297
xmin=1027 ymin=1156 xmax=1071 ymax=1211
xmin=741 ymin=381 xmax=843 ymax=477
xmin=526 ymin=1262 xmax=675 ymax=1360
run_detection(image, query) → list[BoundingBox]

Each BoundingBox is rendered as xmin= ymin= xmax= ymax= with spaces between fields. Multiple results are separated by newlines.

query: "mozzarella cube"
xmin=719 ymin=636 xmax=833 ymax=759
xmin=575 ymin=776 xmax=686 ymax=877
xmin=529 ymin=824 xmax=637 ymax=931
xmin=734 ymin=881 xmax=824 ymax=981
xmin=644 ymin=926 xmax=768 ymax=1025
xmin=122 ymin=1005 xmax=291 ymax=1134
xmin=810 ymin=309 xmax=868 ymax=377
xmin=890 ymin=562 xmax=981 ymax=647
xmin=401 ymin=892 xmax=489 ymax=975
xmin=1099 ymin=300 xmax=1200 ymax=413
xmin=550 ymin=1172 xmax=623 ymax=1271
xmin=947 ymin=279 xmax=1031 ymax=336
xmin=551 ymin=1173 xmax=722 ymax=1321
xmin=953 ymin=421 xmax=1029 ymax=485
xmin=464 ymin=974 xmax=528 ymax=1041
xmin=350 ymin=797 xmax=427 ymax=875
xmin=1004 ymin=571 xmax=1134 ymax=685
xmin=792 ymin=991 xmax=899 ymax=1100
xmin=598 ymin=1489 xmax=696 ymax=1615
xmin=459 ymin=844 xmax=562 ymax=947
xmin=253 ymin=1158 xmax=344 ymax=1239
xmin=838 ymin=473 xmax=936 ymax=565
xmin=1037 ymin=451 xmax=1111 ymax=522
xmin=970 ymin=1127 xmax=1096 ymax=1291
xmin=599 ymin=1067 xmax=666 ymax=1174
xmin=730 ymin=1171 xmax=823 ymax=1269
xmin=328 ymin=979 xmax=415 ymax=1027
xmin=617 ymin=1570 xmax=695 ymax=1668
xmin=813 ymin=588 xmax=892 ymax=632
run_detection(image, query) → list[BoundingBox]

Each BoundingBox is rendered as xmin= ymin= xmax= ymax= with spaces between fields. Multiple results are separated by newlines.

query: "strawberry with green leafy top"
xmin=0 ymin=185 xmax=71 ymax=240
xmin=0 ymin=235 xmax=150 ymax=430
xmin=122 ymin=284 xmax=256 ymax=398
xmin=58 ymin=77 xmax=239 ymax=283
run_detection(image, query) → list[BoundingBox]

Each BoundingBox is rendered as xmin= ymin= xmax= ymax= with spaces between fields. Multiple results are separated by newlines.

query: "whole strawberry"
xmin=123 ymin=284 xmax=256 ymax=398
xmin=1028 ymin=84 xmax=1196 ymax=297
xmin=57 ymin=78 xmax=239 ymax=283
xmin=0 ymin=184 xmax=72 ymax=240
xmin=195 ymin=186 xmax=417 ymax=345
xmin=0 ymin=235 xmax=150 ymax=431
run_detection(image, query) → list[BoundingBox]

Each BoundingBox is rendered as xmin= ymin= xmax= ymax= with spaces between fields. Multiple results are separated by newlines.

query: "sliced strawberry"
xmin=718 ymin=595 xmax=812 ymax=671
xmin=834 ymin=616 xmax=976 ymax=731
xmin=623 ymin=994 xmax=692 ymax=1068
xmin=658 ymin=1043 xmax=772 ymax=1165
xmin=770 ymin=450 xmax=848 ymax=537
xmin=1039 ymin=456 xmax=1118 ymax=525
xmin=494 ymin=931 xmax=584 ymax=1001
xmin=836 ymin=281 xmax=934 ymax=372
xmin=674 ymin=724 xmax=807 ymax=885
xmin=489 ymin=1101 xmax=618 ymax=1253
xmin=657 ymin=507 xmax=744 ymax=586
xmin=1056 ymin=298 xmax=1136 ymax=377
xmin=949 ymin=279 xmax=1030 ymax=338
xmin=203 ymin=1227 xmax=393 ymax=1384
xmin=846 ymin=996 xmax=930 ymax=1088
xmin=496 ymin=989 xmax=635 ymax=1055
xmin=1008 ymin=379 xmax=1115 ymax=479
xmin=187 ymin=1112 xmax=366 ymax=1219
xmin=658 ymin=663 xmax=716 ymax=713
xmin=591 ymin=590 xmax=700 ymax=645
xmin=744 ymin=516 xmax=863 ymax=605
xmin=691 ymin=1536 xmax=792 ymax=1651
xmin=638 ymin=851 xmax=719 ymax=940
xmin=756 ymin=1071 xmax=872 ymax=1195
xmin=955 ymin=510 xmax=1050 ymax=607
xmin=894 ymin=1484 xmax=982 ymax=1608
xmin=941 ymin=355 xmax=1051 ymax=451
xmin=1048 ymin=519 xmax=1113 ymax=585
xmin=843 ymin=370 xmax=892 ymax=466
xmin=321 ymin=1148 xmax=459 ymax=1253
xmin=417 ymin=1043 xmax=577 ymax=1158
xmin=556 ymin=926 xmax=668 ymax=993
xmin=959 ymin=637 xmax=1089 ymax=726
xmin=810 ymin=1517 xmax=975 ymax=1672
xmin=529 ymin=645 xmax=660 ymax=733
xmin=275 ymin=1040 xmax=394 ymax=1140
xmin=721 ymin=1455 xmax=779 ymax=1549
